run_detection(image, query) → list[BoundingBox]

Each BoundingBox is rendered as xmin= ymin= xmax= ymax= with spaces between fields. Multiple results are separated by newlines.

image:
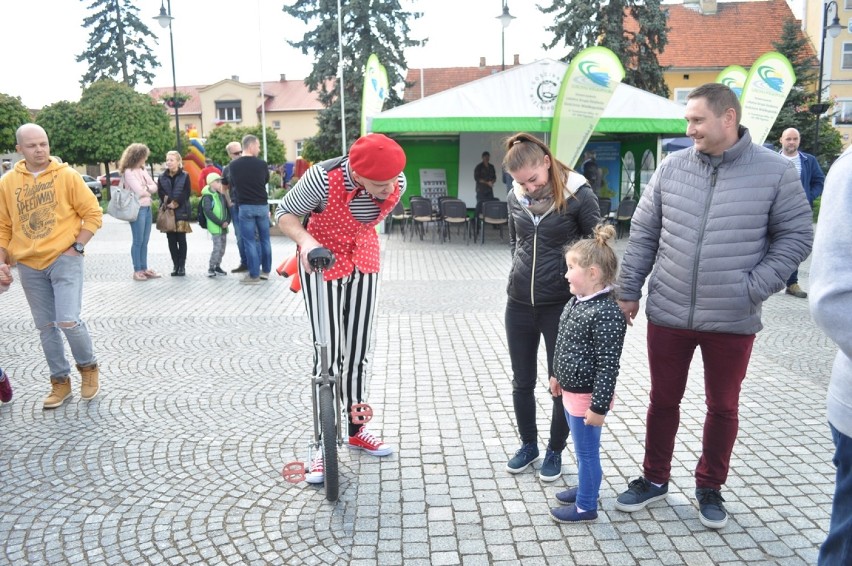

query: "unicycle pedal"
xmin=350 ymin=403 xmax=373 ymax=425
xmin=282 ymin=461 xmax=306 ymax=484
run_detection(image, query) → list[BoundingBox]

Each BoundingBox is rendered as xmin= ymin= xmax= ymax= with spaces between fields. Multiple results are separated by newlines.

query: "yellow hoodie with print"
xmin=0 ymin=158 xmax=102 ymax=270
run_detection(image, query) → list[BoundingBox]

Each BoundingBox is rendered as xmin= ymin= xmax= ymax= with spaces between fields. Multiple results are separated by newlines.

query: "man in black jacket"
xmin=227 ymin=135 xmax=271 ymax=284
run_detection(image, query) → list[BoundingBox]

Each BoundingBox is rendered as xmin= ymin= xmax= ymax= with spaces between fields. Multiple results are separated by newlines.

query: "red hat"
xmin=348 ymin=134 xmax=406 ymax=181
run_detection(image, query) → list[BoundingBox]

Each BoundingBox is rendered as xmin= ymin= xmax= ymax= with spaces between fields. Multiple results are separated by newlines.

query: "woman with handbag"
xmin=156 ymin=150 xmax=192 ymax=276
xmin=118 ymin=143 xmax=161 ymax=281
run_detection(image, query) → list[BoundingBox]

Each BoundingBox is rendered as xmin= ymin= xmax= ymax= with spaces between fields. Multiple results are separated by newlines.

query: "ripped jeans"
xmin=18 ymin=254 xmax=97 ymax=380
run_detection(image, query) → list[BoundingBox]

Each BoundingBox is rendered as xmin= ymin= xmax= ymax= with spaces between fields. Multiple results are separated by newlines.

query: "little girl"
xmin=549 ymin=223 xmax=626 ymax=523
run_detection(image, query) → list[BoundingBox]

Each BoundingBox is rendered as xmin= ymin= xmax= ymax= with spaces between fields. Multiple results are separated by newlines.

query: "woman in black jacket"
xmin=502 ymin=133 xmax=601 ymax=482
xmin=157 ymin=150 xmax=192 ymax=276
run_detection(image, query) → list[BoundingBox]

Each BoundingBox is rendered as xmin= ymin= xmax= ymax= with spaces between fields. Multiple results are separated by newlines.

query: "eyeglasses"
xmin=231 ymin=151 xmax=242 ymax=156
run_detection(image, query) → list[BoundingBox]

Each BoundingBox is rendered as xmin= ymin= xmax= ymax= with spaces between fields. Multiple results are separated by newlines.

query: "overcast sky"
xmin=0 ymin=0 xmax=559 ymax=109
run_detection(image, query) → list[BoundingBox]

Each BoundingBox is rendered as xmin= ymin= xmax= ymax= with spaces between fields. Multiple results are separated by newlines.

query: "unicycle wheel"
xmin=319 ymin=384 xmax=339 ymax=501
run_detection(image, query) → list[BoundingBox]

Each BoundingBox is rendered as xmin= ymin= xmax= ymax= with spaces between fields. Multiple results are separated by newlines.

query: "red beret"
xmin=348 ymin=134 xmax=406 ymax=181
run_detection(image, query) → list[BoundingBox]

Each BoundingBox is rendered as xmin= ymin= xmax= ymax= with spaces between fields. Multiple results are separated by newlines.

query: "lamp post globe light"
xmin=154 ymin=0 xmax=182 ymax=153
xmin=496 ymin=1 xmax=516 ymax=71
xmin=811 ymin=0 xmax=843 ymax=160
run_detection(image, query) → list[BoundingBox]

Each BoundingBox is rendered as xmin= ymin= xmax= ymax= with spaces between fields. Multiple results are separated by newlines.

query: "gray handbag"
xmin=107 ymin=174 xmax=141 ymax=222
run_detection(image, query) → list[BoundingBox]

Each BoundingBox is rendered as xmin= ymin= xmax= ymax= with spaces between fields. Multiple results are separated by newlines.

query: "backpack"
xmin=197 ymin=195 xmax=209 ymax=230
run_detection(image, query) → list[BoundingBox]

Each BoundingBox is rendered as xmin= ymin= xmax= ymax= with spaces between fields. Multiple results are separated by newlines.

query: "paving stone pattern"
xmin=0 ymin=217 xmax=837 ymax=565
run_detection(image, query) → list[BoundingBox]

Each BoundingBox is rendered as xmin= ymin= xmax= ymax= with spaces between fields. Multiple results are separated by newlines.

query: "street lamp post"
xmin=154 ymin=0 xmax=182 ymax=153
xmin=810 ymin=0 xmax=843 ymax=161
xmin=496 ymin=1 xmax=516 ymax=71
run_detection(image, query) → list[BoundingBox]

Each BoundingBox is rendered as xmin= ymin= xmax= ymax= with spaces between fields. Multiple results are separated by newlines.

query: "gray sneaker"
xmin=614 ymin=477 xmax=669 ymax=512
xmin=240 ymin=276 xmax=261 ymax=285
xmin=696 ymin=488 xmax=728 ymax=529
xmin=506 ymin=443 xmax=539 ymax=473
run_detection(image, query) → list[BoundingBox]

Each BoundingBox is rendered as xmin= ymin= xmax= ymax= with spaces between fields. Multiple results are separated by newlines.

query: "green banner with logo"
xmin=551 ymin=46 xmax=625 ymax=168
xmin=361 ymin=54 xmax=389 ymax=136
xmin=716 ymin=65 xmax=749 ymax=99
xmin=739 ymin=52 xmax=796 ymax=145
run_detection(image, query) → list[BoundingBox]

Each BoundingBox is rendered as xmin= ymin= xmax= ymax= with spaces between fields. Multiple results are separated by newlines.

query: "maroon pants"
xmin=643 ymin=322 xmax=755 ymax=490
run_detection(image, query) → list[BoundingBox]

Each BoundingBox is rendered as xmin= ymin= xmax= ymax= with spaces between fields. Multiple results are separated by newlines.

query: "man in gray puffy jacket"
xmin=810 ymin=145 xmax=852 ymax=565
xmin=612 ymin=83 xmax=813 ymax=529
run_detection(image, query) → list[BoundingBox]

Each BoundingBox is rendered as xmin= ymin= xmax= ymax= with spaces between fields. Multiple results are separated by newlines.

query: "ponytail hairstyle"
xmin=566 ymin=223 xmax=619 ymax=287
xmin=502 ymin=132 xmax=575 ymax=211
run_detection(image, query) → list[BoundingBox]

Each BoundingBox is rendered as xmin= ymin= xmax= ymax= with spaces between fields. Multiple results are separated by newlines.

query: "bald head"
xmin=15 ymin=123 xmax=51 ymax=172
xmin=779 ymin=128 xmax=801 ymax=157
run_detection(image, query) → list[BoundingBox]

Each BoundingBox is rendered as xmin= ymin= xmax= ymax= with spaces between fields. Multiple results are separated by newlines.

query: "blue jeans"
xmin=568 ymin=411 xmax=603 ymax=512
xmin=129 ymin=206 xmax=152 ymax=272
xmin=18 ymin=255 xmax=97 ymax=379
xmin=819 ymin=423 xmax=852 ymax=565
xmin=238 ymin=204 xmax=271 ymax=278
xmin=230 ymin=203 xmax=248 ymax=267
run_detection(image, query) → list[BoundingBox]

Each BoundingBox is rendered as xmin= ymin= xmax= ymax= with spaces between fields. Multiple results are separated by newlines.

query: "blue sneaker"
xmin=550 ymin=503 xmax=598 ymax=523
xmin=696 ymin=488 xmax=728 ymax=529
xmin=538 ymin=449 xmax=562 ymax=482
xmin=614 ymin=477 xmax=669 ymax=512
xmin=506 ymin=443 xmax=539 ymax=473
xmin=554 ymin=487 xmax=578 ymax=505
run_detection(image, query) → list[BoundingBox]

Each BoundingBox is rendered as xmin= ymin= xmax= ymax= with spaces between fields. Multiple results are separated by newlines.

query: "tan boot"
xmin=785 ymin=284 xmax=808 ymax=298
xmin=44 ymin=378 xmax=72 ymax=409
xmin=77 ymin=363 xmax=100 ymax=400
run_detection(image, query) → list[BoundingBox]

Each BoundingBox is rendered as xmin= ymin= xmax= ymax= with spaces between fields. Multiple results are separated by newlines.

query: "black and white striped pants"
xmin=299 ymin=263 xmax=378 ymax=437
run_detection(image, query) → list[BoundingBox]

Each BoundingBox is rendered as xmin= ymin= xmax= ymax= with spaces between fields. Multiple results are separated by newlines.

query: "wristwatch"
xmin=70 ymin=242 xmax=85 ymax=255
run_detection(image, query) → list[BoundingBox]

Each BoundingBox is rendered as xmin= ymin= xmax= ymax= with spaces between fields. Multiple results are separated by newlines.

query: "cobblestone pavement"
xmin=0 ymin=217 xmax=837 ymax=565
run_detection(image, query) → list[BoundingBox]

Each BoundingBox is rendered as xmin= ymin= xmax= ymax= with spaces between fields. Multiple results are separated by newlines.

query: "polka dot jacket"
xmin=553 ymin=291 xmax=627 ymax=415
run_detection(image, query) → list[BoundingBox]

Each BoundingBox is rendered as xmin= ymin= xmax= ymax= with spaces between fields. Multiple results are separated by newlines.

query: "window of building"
xmin=621 ymin=151 xmax=635 ymax=200
xmin=673 ymin=88 xmax=692 ymax=105
xmin=296 ymin=140 xmax=304 ymax=157
xmin=272 ymin=120 xmax=281 ymax=130
xmin=835 ymin=99 xmax=852 ymax=125
xmin=640 ymin=149 xmax=656 ymax=196
xmin=843 ymin=43 xmax=852 ymax=69
xmin=216 ymin=100 xmax=242 ymax=122
xmin=846 ymin=0 xmax=852 ymax=10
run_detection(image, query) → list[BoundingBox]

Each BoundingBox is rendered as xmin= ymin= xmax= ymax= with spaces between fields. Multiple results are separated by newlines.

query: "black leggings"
xmin=166 ymin=232 xmax=187 ymax=268
xmin=505 ymin=299 xmax=570 ymax=452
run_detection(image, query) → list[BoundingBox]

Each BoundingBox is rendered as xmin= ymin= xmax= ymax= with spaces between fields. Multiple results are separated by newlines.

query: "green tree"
xmin=77 ymin=0 xmax=161 ymax=88
xmin=36 ymin=80 xmax=175 ymax=190
xmin=35 ymin=101 xmax=88 ymax=165
xmin=283 ymin=0 xmax=423 ymax=159
xmin=0 ymin=94 xmax=32 ymax=152
xmin=205 ymin=124 xmax=287 ymax=167
xmin=769 ymin=18 xmax=841 ymax=167
xmin=541 ymin=0 xmax=670 ymax=97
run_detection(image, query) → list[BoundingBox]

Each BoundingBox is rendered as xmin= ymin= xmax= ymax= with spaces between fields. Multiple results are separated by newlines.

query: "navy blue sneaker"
xmin=554 ymin=487 xmax=578 ymax=505
xmin=696 ymin=488 xmax=728 ymax=529
xmin=550 ymin=504 xmax=598 ymax=523
xmin=538 ymin=449 xmax=562 ymax=482
xmin=506 ymin=443 xmax=539 ymax=473
xmin=614 ymin=477 xmax=669 ymax=512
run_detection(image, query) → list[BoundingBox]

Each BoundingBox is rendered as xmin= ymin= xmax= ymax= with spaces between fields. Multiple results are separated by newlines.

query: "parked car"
xmin=80 ymin=174 xmax=102 ymax=199
xmin=97 ymin=171 xmax=121 ymax=188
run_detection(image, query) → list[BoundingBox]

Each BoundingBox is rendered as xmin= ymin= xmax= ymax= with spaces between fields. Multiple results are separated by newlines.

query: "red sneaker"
xmin=0 ymin=371 xmax=12 ymax=403
xmin=305 ymin=450 xmax=324 ymax=484
xmin=348 ymin=426 xmax=393 ymax=456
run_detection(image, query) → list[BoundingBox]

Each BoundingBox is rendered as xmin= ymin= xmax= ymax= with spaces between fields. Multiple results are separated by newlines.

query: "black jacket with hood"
xmin=507 ymin=170 xmax=601 ymax=306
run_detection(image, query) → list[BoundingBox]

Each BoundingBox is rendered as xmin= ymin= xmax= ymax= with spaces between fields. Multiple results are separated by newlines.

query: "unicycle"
xmin=281 ymin=247 xmax=373 ymax=502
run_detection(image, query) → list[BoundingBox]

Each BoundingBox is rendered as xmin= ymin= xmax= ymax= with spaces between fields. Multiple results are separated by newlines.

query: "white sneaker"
xmin=305 ymin=450 xmax=324 ymax=484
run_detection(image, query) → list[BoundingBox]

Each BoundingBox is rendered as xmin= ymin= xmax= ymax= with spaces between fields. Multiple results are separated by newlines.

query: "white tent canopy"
xmin=371 ymin=58 xmax=687 ymax=135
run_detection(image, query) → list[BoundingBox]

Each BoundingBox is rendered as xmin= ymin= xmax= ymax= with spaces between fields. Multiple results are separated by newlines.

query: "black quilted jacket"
xmin=506 ymin=172 xmax=601 ymax=306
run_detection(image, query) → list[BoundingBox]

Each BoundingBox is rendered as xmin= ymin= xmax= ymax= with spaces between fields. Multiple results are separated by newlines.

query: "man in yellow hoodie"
xmin=0 ymin=123 xmax=103 ymax=409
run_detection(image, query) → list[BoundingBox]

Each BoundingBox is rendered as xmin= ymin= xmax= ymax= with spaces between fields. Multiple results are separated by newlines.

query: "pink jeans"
xmin=643 ymin=322 xmax=755 ymax=490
